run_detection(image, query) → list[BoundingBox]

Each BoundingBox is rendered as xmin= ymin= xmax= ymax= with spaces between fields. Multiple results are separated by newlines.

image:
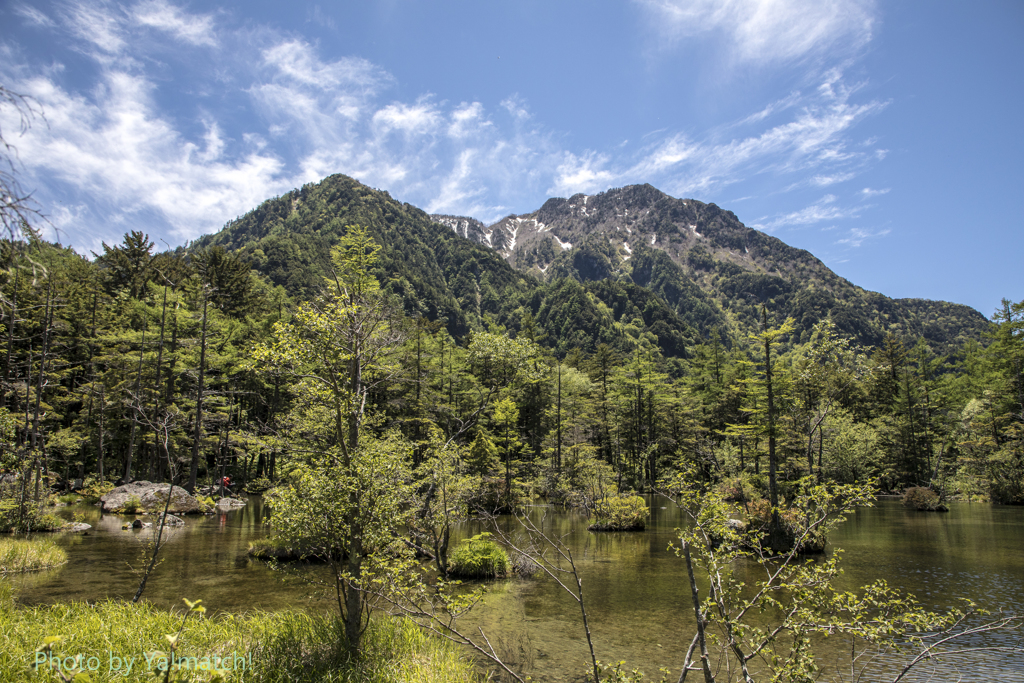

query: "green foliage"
xmin=80 ymin=480 xmax=115 ymax=501
xmin=244 ymin=476 xmax=273 ymax=494
xmin=744 ymin=497 xmax=829 ymax=553
xmin=902 ymin=486 xmax=948 ymax=511
xmin=465 ymin=431 xmax=498 ymax=476
xmin=447 ymin=533 xmax=511 ymax=579
xmin=117 ymin=495 xmax=144 ymax=514
xmin=0 ymin=499 xmax=64 ymax=533
xmin=663 ymin=471 xmax=1005 ymax=682
xmin=589 ymin=495 xmax=649 ymax=531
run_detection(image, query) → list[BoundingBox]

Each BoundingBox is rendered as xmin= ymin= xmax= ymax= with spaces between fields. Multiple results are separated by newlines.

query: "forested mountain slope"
xmin=197 ymin=174 xmax=987 ymax=356
xmin=434 ymin=183 xmax=989 ymax=351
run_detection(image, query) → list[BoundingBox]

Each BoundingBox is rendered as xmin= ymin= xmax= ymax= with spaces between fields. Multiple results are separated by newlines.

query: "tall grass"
xmin=0 ymin=538 xmax=69 ymax=574
xmin=0 ymin=582 xmax=479 ymax=682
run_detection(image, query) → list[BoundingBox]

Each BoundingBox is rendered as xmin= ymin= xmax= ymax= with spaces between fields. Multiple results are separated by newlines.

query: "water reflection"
xmin=11 ymin=497 xmax=1024 ymax=681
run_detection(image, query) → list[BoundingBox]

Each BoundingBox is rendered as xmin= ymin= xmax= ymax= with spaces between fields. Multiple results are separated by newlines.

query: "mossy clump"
xmin=448 ymin=533 xmax=511 ymax=579
xmin=903 ymin=487 xmax=949 ymax=511
xmin=115 ymin=495 xmax=144 ymax=514
xmin=746 ymin=500 xmax=828 ymax=554
xmin=248 ymin=536 xmax=324 ymax=562
xmin=589 ymin=495 xmax=649 ymax=531
xmin=0 ymin=537 xmax=68 ymax=573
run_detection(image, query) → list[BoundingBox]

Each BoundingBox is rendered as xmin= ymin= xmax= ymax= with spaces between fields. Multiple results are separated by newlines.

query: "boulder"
xmin=100 ymin=481 xmax=204 ymax=514
xmin=131 ymin=519 xmax=153 ymax=529
xmin=216 ymin=497 xmax=246 ymax=507
xmin=156 ymin=513 xmax=185 ymax=527
xmin=61 ymin=522 xmax=92 ymax=533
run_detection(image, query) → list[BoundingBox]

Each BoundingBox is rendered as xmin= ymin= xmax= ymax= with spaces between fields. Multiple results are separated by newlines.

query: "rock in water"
xmin=216 ymin=497 xmax=246 ymax=507
xmin=156 ymin=513 xmax=185 ymax=527
xmin=100 ymin=481 xmax=204 ymax=514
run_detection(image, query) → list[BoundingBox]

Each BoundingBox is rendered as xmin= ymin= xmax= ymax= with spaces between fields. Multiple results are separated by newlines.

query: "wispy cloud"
xmin=836 ymin=226 xmax=889 ymax=247
xmin=132 ymin=0 xmax=216 ymax=46
xmin=549 ymin=69 xmax=886 ymax=201
xmin=14 ymin=4 xmax=57 ymax=28
xmin=636 ymin=0 xmax=876 ymax=65
xmin=62 ymin=1 xmax=127 ymax=56
xmin=811 ymin=172 xmax=856 ymax=186
xmin=5 ymin=70 xmax=287 ymax=248
xmin=859 ymin=187 xmax=889 ymax=197
xmin=753 ymin=194 xmax=861 ymax=232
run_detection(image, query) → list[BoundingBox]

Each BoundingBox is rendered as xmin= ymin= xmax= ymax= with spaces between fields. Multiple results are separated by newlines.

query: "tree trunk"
xmin=188 ymin=292 xmax=209 ymax=493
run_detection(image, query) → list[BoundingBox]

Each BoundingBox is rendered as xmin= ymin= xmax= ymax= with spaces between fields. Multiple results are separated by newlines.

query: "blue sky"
xmin=1 ymin=0 xmax=1021 ymax=317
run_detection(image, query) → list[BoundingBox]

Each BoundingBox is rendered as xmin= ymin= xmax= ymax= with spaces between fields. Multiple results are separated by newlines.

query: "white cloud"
xmin=811 ymin=172 xmax=856 ymax=186
xmin=62 ymin=2 xmax=127 ymax=55
xmin=448 ymin=102 xmax=491 ymax=139
xmin=501 ymin=95 xmax=531 ymax=121
xmin=262 ymin=40 xmax=386 ymax=93
xmin=836 ymin=226 xmax=889 ymax=247
xmin=7 ymin=71 xmax=288 ymax=243
xmin=14 ymin=4 xmax=57 ymax=28
xmin=754 ymin=194 xmax=861 ymax=231
xmin=550 ymin=151 xmax=617 ymax=196
xmin=548 ymin=70 xmax=885 ymax=201
xmin=636 ymin=0 xmax=876 ymax=64
xmin=373 ymin=100 xmax=442 ymax=135
xmin=132 ymin=0 xmax=216 ymax=47
xmin=859 ymin=187 xmax=889 ymax=197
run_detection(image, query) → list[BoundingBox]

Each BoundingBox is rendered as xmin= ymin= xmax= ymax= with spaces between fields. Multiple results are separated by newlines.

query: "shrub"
xmin=33 ymin=513 xmax=66 ymax=532
xmin=448 ymin=533 xmax=511 ymax=579
xmin=79 ymin=479 xmax=114 ymax=503
xmin=0 ymin=501 xmax=65 ymax=533
xmin=716 ymin=474 xmax=758 ymax=503
xmin=245 ymin=476 xmax=273 ymax=494
xmin=589 ymin=495 xmax=649 ymax=531
xmin=903 ymin=486 xmax=949 ymax=511
xmin=746 ymin=499 xmax=827 ymax=553
xmin=116 ymin=495 xmax=144 ymax=514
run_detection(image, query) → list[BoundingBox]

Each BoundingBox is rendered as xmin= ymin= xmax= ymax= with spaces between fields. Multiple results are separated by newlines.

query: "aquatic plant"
xmin=588 ymin=495 xmax=649 ymax=531
xmin=0 ymin=538 xmax=68 ymax=574
xmin=448 ymin=533 xmax=511 ymax=579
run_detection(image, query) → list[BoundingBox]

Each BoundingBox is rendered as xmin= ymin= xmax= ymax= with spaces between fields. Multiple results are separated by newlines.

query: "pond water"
xmin=10 ymin=497 xmax=1024 ymax=682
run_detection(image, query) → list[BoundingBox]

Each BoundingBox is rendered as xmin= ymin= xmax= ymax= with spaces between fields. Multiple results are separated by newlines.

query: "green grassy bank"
xmin=0 ymin=583 xmax=478 ymax=682
xmin=0 ymin=538 xmax=69 ymax=574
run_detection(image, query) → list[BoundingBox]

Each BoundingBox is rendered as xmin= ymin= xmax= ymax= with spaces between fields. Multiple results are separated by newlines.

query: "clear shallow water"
xmin=11 ymin=498 xmax=1024 ymax=681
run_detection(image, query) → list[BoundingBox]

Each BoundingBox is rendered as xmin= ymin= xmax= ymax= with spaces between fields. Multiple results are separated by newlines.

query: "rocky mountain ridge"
xmin=431 ymin=183 xmax=988 ymax=350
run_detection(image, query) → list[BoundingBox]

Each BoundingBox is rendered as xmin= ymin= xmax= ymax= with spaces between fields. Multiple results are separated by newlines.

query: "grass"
xmin=0 ymin=582 xmax=480 ymax=682
xmin=249 ymin=536 xmax=309 ymax=561
xmin=588 ymin=495 xmax=649 ymax=531
xmin=448 ymin=533 xmax=511 ymax=579
xmin=0 ymin=538 xmax=69 ymax=574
